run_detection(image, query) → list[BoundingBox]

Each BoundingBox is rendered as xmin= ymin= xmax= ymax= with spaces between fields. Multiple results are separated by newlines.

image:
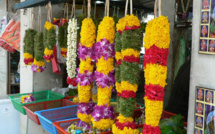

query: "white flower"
xmin=66 ymin=18 xmax=77 ymax=79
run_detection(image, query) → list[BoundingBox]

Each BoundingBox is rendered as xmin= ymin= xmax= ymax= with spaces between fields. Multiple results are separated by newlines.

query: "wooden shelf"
xmin=11 ymin=83 xmax=20 ymax=86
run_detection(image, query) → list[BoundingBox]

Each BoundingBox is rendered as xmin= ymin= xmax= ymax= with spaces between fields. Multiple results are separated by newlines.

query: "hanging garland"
xmin=32 ymin=32 xmax=46 ymax=72
xmin=91 ymin=10 xmax=116 ymax=130
xmin=66 ymin=18 xmax=78 ymax=86
xmin=58 ymin=23 xmax=68 ymax=57
xmin=142 ymin=15 xmax=170 ymax=134
xmin=23 ymin=29 xmax=37 ymax=65
xmin=76 ymin=13 xmax=96 ymax=123
xmin=43 ymin=22 xmax=56 ymax=62
xmin=112 ymin=0 xmax=142 ymax=132
xmin=32 ymin=6 xmax=45 ymax=73
xmin=43 ymin=2 xmax=56 ymax=62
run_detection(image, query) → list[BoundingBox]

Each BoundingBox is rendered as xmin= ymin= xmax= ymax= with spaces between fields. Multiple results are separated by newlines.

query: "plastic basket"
xmin=9 ymin=90 xmax=64 ymax=114
xmin=35 ymin=105 xmax=78 ymax=134
xmin=23 ymin=99 xmax=76 ymax=125
xmin=53 ymin=119 xmax=112 ymax=134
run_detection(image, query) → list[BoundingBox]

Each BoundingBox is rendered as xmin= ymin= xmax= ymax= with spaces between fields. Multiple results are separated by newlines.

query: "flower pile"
xmin=77 ymin=18 xmax=96 ymax=123
xmin=112 ymin=14 xmax=142 ymax=134
xmin=31 ymin=32 xmax=46 ymax=73
xmin=66 ymin=18 xmax=78 ymax=86
xmin=23 ymin=29 xmax=37 ymax=65
xmin=21 ymin=94 xmax=36 ymax=103
xmin=142 ymin=16 xmax=170 ymax=134
xmin=58 ymin=22 xmax=68 ymax=57
xmin=43 ymin=21 xmax=56 ymax=62
xmin=91 ymin=17 xmax=115 ymax=130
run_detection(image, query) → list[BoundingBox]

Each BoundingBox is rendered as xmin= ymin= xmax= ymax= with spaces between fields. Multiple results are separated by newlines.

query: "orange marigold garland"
xmin=113 ymin=14 xmax=142 ymax=134
xmin=91 ymin=16 xmax=115 ymax=130
xmin=142 ymin=16 xmax=170 ymax=134
xmin=76 ymin=18 xmax=96 ymax=124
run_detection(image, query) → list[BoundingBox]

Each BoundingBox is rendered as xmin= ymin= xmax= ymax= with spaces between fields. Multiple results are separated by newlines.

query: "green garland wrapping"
xmin=43 ymin=27 xmax=56 ymax=62
xmin=58 ymin=23 xmax=68 ymax=57
xmin=32 ymin=32 xmax=46 ymax=73
xmin=23 ymin=29 xmax=37 ymax=65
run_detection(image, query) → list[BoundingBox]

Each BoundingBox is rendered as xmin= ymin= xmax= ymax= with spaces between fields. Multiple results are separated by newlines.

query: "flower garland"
xmin=142 ymin=16 xmax=170 ymax=134
xmin=66 ymin=18 xmax=78 ymax=86
xmin=112 ymin=14 xmax=141 ymax=134
xmin=77 ymin=18 xmax=96 ymax=123
xmin=58 ymin=23 xmax=68 ymax=57
xmin=23 ymin=29 xmax=37 ymax=65
xmin=21 ymin=94 xmax=36 ymax=103
xmin=91 ymin=16 xmax=115 ymax=130
xmin=43 ymin=21 xmax=56 ymax=62
xmin=31 ymin=32 xmax=46 ymax=73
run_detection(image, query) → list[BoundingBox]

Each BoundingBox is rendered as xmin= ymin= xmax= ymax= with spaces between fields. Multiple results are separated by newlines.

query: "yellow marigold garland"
xmin=77 ymin=17 xmax=96 ymax=124
xmin=97 ymin=17 xmax=115 ymax=43
xmin=117 ymin=114 xmax=134 ymax=123
xmin=112 ymin=124 xmax=139 ymax=134
xmin=121 ymin=49 xmax=140 ymax=58
xmin=142 ymin=15 xmax=170 ymax=134
xmin=77 ymin=113 xmax=92 ymax=124
xmin=92 ymin=119 xmax=114 ymax=130
xmin=121 ymin=81 xmax=138 ymax=92
xmin=91 ymin=16 xmax=115 ymax=130
xmin=144 ymin=63 xmax=167 ymax=88
xmin=80 ymin=18 xmax=96 ymax=48
xmin=96 ymin=57 xmax=114 ymax=75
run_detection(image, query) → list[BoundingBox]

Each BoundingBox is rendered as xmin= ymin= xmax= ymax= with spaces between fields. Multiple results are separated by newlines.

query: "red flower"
xmin=43 ymin=55 xmax=53 ymax=60
xmin=116 ymin=59 xmax=122 ymax=67
xmin=61 ymin=51 xmax=67 ymax=55
xmin=116 ymin=121 xmax=136 ymax=130
xmin=143 ymin=45 xmax=169 ymax=67
xmin=123 ymin=55 xmax=139 ymax=63
xmin=24 ymin=58 xmax=34 ymax=65
xmin=118 ymin=30 xmax=122 ymax=34
xmin=144 ymin=84 xmax=165 ymax=101
xmin=142 ymin=124 xmax=161 ymax=134
xmin=67 ymin=77 xmax=77 ymax=87
xmin=120 ymin=90 xmax=136 ymax=99
xmin=124 ymin=26 xmax=140 ymax=31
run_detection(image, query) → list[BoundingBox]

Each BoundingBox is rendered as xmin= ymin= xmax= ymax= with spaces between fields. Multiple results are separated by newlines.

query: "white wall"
xmin=0 ymin=0 xmax=8 ymax=96
xmin=187 ymin=0 xmax=211 ymax=133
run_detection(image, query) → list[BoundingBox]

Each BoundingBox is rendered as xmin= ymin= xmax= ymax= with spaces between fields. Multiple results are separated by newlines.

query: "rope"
xmin=82 ymin=0 xmax=86 ymax=14
xmin=130 ymin=0 xmax=133 ymax=15
xmin=104 ymin=0 xmax=110 ymax=17
xmin=159 ymin=0 xmax=161 ymax=16
xmin=154 ymin=0 xmax=157 ymax=18
xmin=38 ymin=6 xmax=41 ymax=32
xmin=71 ymin=0 xmax=76 ymax=19
xmin=46 ymin=1 xmax=52 ymax=22
xmin=64 ymin=3 xmax=68 ymax=19
xmin=154 ymin=0 xmax=162 ymax=18
xmin=125 ymin=0 xmax=133 ymax=16
xmin=87 ymin=0 xmax=91 ymax=19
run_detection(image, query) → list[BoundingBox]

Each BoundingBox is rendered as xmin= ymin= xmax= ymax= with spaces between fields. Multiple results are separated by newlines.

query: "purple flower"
xmin=31 ymin=64 xmax=46 ymax=73
xmin=91 ymin=105 xmax=115 ymax=121
xmin=78 ymin=43 xmax=93 ymax=60
xmin=94 ymin=71 xmax=115 ymax=88
xmin=92 ymin=38 xmax=115 ymax=61
xmin=78 ymin=102 xmax=96 ymax=114
xmin=76 ymin=69 xmax=94 ymax=86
